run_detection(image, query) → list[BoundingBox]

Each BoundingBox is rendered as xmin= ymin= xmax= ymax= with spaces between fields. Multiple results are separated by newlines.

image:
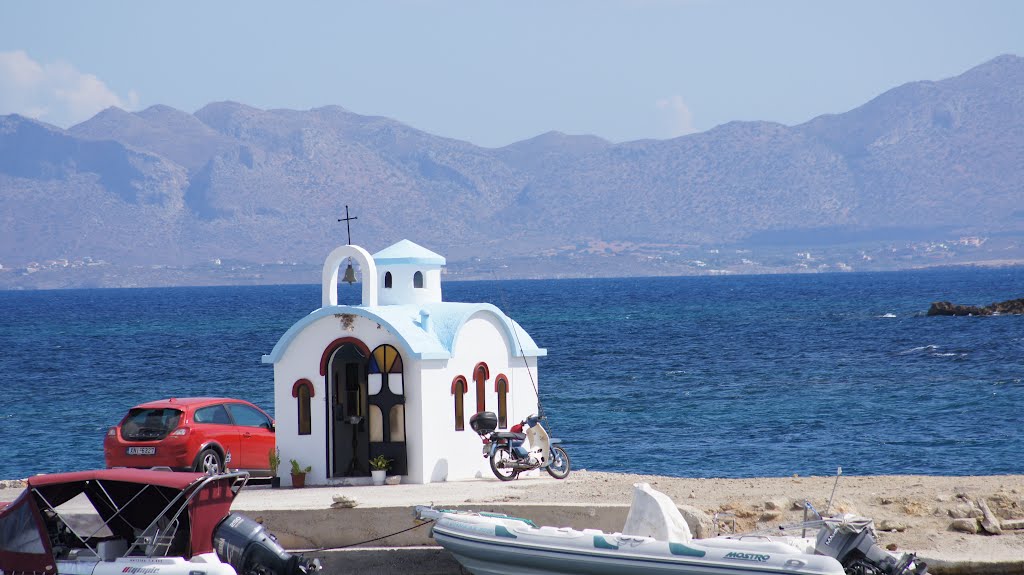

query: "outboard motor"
xmin=214 ymin=512 xmax=321 ymax=575
xmin=815 ymin=516 xmax=926 ymax=575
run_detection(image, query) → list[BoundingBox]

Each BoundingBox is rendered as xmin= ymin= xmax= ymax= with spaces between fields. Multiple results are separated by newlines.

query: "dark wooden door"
xmin=330 ymin=344 xmax=369 ymax=476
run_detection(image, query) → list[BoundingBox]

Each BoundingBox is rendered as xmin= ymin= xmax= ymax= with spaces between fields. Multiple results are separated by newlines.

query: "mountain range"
xmin=1 ymin=54 xmax=1022 ymax=289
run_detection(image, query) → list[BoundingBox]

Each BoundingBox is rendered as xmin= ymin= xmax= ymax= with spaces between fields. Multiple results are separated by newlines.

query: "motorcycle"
xmin=469 ymin=411 xmax=571 ymax=481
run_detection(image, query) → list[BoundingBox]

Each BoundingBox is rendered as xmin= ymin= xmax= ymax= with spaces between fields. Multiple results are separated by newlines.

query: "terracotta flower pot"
xmin=291 ymin=473 xmax=306 ymax=488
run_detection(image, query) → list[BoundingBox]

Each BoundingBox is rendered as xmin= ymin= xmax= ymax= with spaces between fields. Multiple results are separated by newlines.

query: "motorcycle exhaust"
xmin=509 ymin=462 xmax=538 ymax=470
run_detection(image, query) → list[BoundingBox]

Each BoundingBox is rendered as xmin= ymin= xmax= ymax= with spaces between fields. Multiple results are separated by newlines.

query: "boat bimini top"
xmin=0 ymin=468 xmax=247 ymax=573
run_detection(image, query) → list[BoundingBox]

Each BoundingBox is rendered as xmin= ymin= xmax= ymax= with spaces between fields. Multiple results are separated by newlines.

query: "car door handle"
xmin=243 ymin=432 xmax=252 ymax=438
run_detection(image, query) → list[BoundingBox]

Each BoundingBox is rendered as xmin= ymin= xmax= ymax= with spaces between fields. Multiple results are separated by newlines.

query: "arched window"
xmin=291 ymin=379 xmax=314 ymax=435
xmin=413 ymin=271 xmax=424 ymax=288
xmin=473 ymin=362 xmax=489 ymax=414
xmin=368 ymin=344 xmax=405 ymax=443
xmin=451 ymin=376 xmax=468 ymax=431
xmin=384 ymin=271 xmax=393 ymax=288
xmin=495 ymin=374 xmax=509 ymax=429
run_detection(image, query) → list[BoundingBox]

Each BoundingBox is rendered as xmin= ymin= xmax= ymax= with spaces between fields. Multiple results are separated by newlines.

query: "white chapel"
xmin=262 ymin=240 xmax=546 ymax=485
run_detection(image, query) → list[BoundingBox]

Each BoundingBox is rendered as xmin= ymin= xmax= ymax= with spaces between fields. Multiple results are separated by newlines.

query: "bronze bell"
xmin=342 ymin=261 xmax=357 ymax=284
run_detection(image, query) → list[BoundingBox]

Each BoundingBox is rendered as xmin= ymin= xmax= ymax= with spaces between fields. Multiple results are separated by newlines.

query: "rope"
xmin=292 ymin=519 xmax=434 ymax=553
xmin=490 ymin=272 xmax=545 ymax=420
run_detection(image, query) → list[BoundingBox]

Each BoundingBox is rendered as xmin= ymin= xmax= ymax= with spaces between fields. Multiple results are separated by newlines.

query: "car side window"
xmin=194 ymin=405 xmax=231 ymax=425
xmin=227 ymin=403 xmax=272 ymax=429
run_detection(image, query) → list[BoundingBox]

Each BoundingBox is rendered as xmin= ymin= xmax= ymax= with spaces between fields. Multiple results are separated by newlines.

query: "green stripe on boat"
xmin=669 ymin=542 xmax=707 ymax=557
xmin=495 ymin=525 xmax=518 ymax=539
xmin=593 ymin=535 xmax=619 ymax=550
xmin=480 ymin=512 xmax=537 ymax=527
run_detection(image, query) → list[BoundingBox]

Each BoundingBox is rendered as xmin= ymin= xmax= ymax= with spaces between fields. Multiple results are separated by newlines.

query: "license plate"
xmin=127 ymin=447 xmax=156 ymax=455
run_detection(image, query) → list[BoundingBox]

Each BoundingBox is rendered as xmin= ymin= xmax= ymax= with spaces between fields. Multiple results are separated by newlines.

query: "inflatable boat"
xmin=0 ymin=468 xmax=319 ymax=575
xmin=415 ymin=483 xmax=926 ymax=575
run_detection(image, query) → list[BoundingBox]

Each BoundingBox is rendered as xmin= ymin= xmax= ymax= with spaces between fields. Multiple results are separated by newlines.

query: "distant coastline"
xmin=2 ymin=256 xmax=1023 ymax=291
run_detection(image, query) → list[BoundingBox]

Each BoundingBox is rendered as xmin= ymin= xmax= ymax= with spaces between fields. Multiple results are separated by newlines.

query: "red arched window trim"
xmin=473 ymin=362 xmax=489 ymax=414
xmin=451 ymin=376 xmax=468 ymax=394
xmin=294 ymin=380 xmax=313 ymax=436
xmin=494 ymin=374 xmax=509 ymax=429
xmin=291 ymin=378 xmax=315 ymax=398
xmin=452 ymin=376 xmax=468 ymax=431
xmin=473 ymin=362 xmax=490 ymax=380
xmin=319 ymin=337 xmax=371 ymax=376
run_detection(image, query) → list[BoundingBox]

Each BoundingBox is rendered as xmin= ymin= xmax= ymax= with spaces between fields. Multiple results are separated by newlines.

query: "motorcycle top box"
xmin=470 ymin=411 xmax=498 ymax=435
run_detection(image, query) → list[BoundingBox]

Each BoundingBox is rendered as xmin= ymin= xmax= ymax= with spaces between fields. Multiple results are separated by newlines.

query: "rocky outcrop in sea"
xmin=927 ymin=298 xmax=1024 ymax=316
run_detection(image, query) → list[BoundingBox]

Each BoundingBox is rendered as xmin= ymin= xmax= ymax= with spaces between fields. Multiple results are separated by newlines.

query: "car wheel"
xmin=195 ymin=448 xmax=223 ymax=475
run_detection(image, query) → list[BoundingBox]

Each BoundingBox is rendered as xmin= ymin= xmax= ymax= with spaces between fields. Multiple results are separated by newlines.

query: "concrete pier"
xmin=4 ymin=472 xmax=1022 ymax=574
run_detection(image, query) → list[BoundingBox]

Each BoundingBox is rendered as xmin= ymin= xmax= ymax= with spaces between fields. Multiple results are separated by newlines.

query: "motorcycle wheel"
xmin=489 ymin=445 xmax=520 ymax=481
xmin=546 ymin=446 xmax=571 ymax=479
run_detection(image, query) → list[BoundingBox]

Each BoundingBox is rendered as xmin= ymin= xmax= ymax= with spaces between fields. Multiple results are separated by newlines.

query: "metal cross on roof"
xmin=337 ymin=205 xmax=357 ymax=245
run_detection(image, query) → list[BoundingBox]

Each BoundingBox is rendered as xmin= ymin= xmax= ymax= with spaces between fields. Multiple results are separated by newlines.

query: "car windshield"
xmin=121 ymin=408 xmax=183 ymax=441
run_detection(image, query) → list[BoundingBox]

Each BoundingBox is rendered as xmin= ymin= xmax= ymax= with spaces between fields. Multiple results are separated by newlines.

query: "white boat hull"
xmin=429 ymin=513 xmax=845 ymax=575
xmin=55 ymin=553 xmax=237 ymax=575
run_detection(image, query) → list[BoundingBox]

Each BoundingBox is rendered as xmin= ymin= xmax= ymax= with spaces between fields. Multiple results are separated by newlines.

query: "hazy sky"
xmin=2 ymin=1 xmax=1022 ymax=147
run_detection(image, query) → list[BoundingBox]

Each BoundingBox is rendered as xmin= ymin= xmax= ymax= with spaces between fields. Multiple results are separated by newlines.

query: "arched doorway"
xmin=326 ymin=340 xmax=370 ymax=477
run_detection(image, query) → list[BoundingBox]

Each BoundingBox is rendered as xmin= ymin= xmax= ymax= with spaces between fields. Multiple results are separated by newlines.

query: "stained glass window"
xmin=368 ymin=344 xmax=403 ymax=375
xmin=368 ymin=405 xmax=383 ymax=442
xmin=390 ymin=405 xmax=405 ymax=441
xmin=368 ymin=345 xmax=404 ymax=443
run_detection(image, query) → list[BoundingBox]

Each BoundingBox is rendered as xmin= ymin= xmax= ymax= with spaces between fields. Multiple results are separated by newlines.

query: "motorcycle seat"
xmin=492 ymin=432 xmax=526 ymax=440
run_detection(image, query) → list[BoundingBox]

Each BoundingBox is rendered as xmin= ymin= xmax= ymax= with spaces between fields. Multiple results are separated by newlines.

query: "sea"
xmin=1 ymin=267 xmax=1021 ymax=480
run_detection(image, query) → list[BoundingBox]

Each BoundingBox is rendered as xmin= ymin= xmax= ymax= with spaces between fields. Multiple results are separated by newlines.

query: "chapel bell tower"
xmin=373 ymin=239 xmax=445 ymax=306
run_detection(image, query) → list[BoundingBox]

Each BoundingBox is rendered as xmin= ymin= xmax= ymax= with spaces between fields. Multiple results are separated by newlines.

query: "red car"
xmin=104 ymin=397 xmax=275 ymax=476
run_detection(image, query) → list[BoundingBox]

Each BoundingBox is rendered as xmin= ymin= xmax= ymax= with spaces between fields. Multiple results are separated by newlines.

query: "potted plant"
xmin=290 ymin=459 xmax=311 ymax=488
xmin=268 ymin=447 xmax=281 ymax=488
xmin=368 ymin=455 xmax=391 ymax=486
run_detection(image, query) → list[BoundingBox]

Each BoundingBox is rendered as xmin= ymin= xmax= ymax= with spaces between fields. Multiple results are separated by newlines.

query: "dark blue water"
xmin=1 ymin=268 xmax=1022 ymax=480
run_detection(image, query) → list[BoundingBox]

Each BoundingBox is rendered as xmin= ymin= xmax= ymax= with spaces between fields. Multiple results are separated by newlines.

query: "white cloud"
xmin=0 ymin=50 xmax=138 ymax=127
xmin=656 ymin=94 xmax=696 ymax=138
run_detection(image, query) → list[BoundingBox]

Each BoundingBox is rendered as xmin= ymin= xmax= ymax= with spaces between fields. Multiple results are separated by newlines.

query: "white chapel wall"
xmin=272 ymin=314 xmax=338 ymax=486
xmin=273 ymin=312 xmax=410 ymax=486
xmin=400 ymin=358 xmax=429 ymax=483
xmin=422 ymin=311 xmax=540 ymax=482
xmin=377 ymin=265 xmax=442 ymax=306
